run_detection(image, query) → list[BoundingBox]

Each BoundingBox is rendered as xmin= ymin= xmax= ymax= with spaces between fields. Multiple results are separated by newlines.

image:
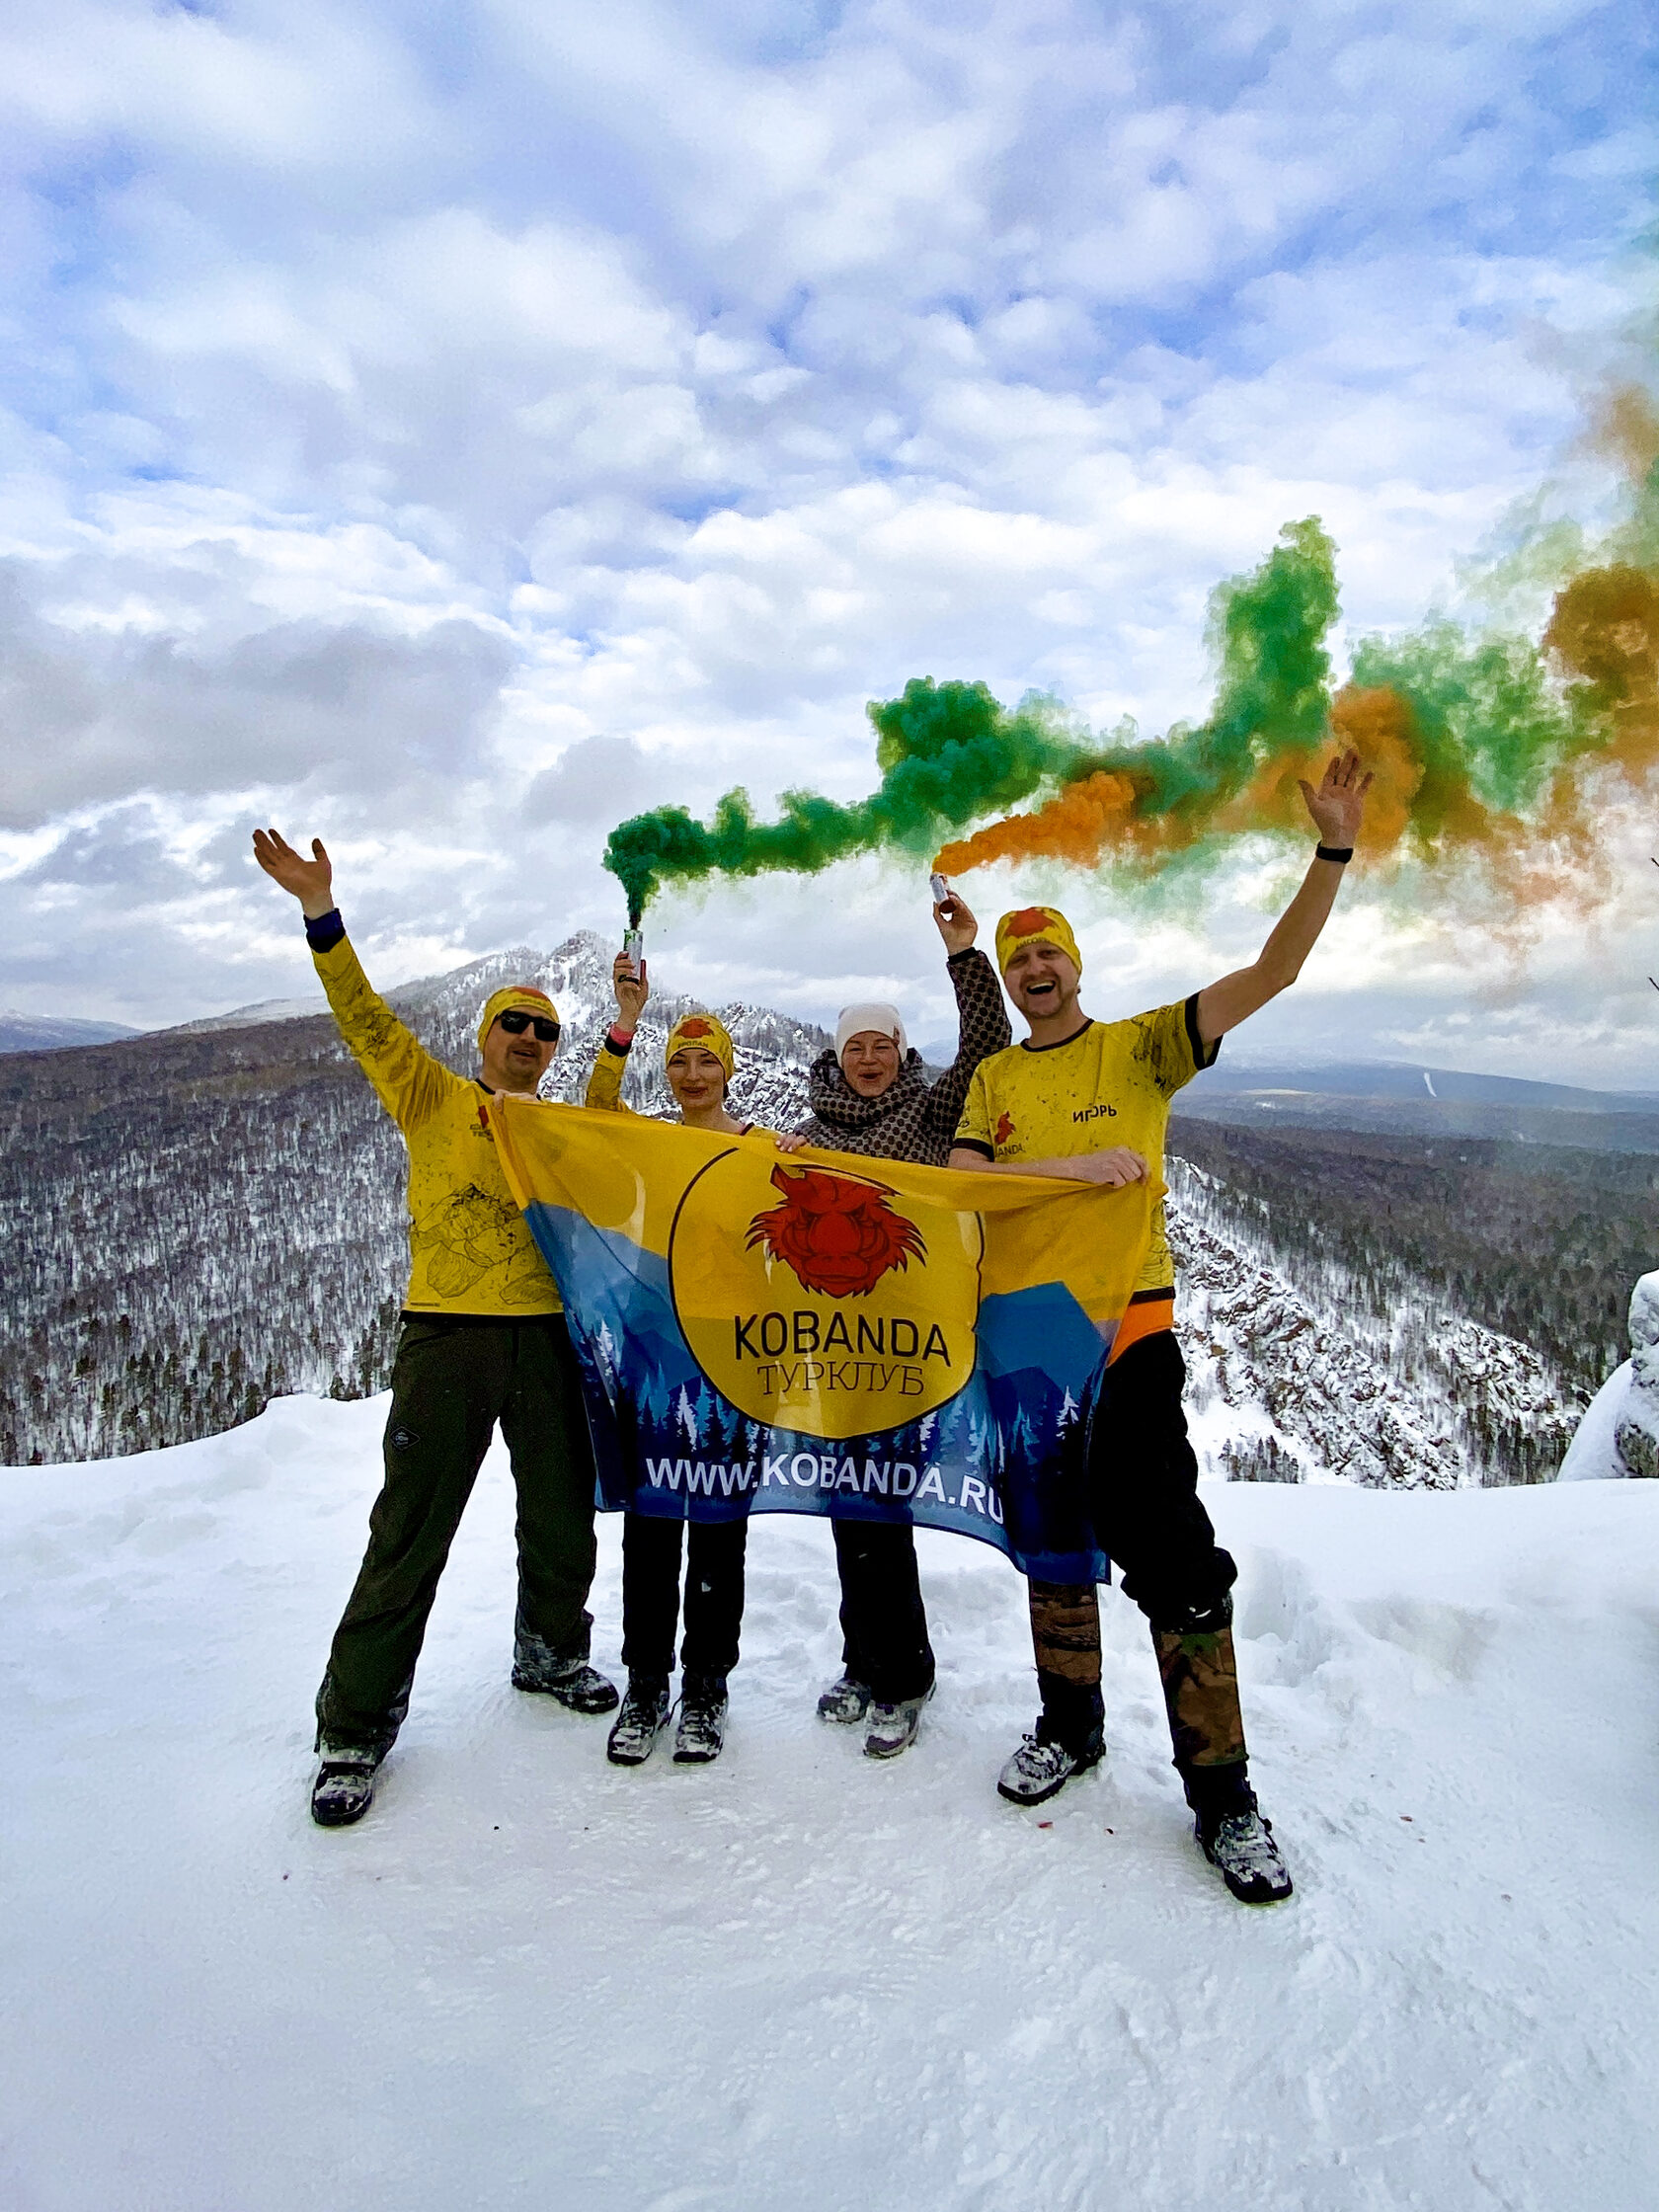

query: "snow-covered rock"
xmin=3 ymin=1399 xmax=1658 ymax=2208
xmin=1614 ymin=1269 xmax=1659 ymax=1478
xmin=394 ymin=929 xmax=829 ymax=1131
xmin=1559 ymin=1271 xmax=1659 ymax=1479
xmin=1556 ymin=1361 xmax=1635 ymax=1479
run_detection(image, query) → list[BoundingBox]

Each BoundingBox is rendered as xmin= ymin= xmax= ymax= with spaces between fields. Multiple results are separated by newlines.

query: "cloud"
xmin=0 ymin=0 xmax=1651 ymax=1074
xmin=0 ymin=566 xmax=515 ymax=828
xmin=523 ymin=735 xmax=655 ymax=826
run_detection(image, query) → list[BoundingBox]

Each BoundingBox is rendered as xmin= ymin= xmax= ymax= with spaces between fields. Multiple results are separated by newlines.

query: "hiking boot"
xmin=513 ymin=1638 xmax=620 ymax=1714
xmin=1197 ymin=1795 xmax=1294 ymax=1904
xmin=864 ymin=1683 xmax=933 ymax=1760
xmin=310 ymin=1749 xmax=383 ymax=1828
xmin=606 ymin=1674 xmax=672 ymax=1766
xmin=995 ymin=1726 xmax=1103 ymax=1806
xmin=673 ymin=1674 xmax=730 ymax=1765
xmin=817 ymin=1673 xmax=873 ymax=1724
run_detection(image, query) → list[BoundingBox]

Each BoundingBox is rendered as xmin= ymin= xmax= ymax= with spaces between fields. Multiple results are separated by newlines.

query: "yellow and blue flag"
xmin=490 ymin=1100 xmax=1155 ymax=1582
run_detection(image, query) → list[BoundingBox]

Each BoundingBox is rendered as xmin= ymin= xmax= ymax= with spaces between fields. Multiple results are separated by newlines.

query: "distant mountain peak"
xmin=0 ymin=1010 xmax=142 ymax=1056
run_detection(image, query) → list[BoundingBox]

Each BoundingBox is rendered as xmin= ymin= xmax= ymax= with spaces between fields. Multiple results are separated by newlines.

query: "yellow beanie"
xmin=665 ymin=1011 xmax=736 ymax=1082
xmin=994 ymin=905 xmax=1083 ymax=978
xmin=476 ymin=984 xmax=560 ymax=1053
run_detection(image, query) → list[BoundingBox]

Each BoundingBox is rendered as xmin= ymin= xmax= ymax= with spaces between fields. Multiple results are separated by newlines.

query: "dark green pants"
xmin=315 ymin=1313 xmax=599 ymax=1755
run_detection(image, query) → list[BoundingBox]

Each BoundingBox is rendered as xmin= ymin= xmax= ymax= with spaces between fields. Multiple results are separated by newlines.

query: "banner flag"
xmin=490 ymin=1099 xmax=1155 ymax=1582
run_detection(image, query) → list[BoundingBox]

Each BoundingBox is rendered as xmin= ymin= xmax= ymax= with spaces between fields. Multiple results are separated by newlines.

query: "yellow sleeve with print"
xmin=583 ymin=1040 xmax=635 ymax=1116
xmin=955 ymin=1062 xmax=993 ymax=1156
xmin=312 ymin=934 xmax=561 ymax=1316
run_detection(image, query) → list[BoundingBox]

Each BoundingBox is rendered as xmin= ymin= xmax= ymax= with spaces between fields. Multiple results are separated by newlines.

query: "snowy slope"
xmin=1169 ymin=1162 xmax=1583 ymax=1489
xmin=0 ymin=1009 xmax=140 ymax=1052
xmin=4 ymin=1402 xmax=1657 ymax=2211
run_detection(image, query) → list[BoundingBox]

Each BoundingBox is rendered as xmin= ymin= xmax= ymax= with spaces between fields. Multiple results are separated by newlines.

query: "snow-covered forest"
xmin=0 ymin=934 xmax=825 ymax=1465
xmin=0 ymin=931 xmax=1627 ymax=1483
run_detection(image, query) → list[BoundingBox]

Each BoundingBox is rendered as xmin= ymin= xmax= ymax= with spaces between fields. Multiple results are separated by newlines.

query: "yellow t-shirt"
xmin=954 ymin=996 xmax=1216 ymax=1296
xmin=314 ymin=934 xmax=561 ymax=1317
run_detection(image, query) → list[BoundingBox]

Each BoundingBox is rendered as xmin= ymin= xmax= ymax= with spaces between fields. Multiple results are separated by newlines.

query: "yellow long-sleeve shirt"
xmin=583 ymin=1037 xmax=632 ymax=1115
xmin=314 ymin=932 xmax=561 ymax=1316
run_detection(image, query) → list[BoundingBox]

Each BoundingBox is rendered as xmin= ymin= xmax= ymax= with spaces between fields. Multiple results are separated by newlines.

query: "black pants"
xmin=1034 ymin=1330 xmax=1237 ymax=1751
xmin=316 ymin=1313 xmax=599 ymax=1755
xmin=1091 ymin=1331 xmax=1235 ymax=1623
xmin=833 ymin=1519 xmax=936 ymax=1703
xmin=621 ymin=1514 xmax=748 ymax=1682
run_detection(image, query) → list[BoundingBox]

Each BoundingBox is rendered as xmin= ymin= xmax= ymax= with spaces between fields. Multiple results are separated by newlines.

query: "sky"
xmin=1 ymin=0 xmax=1655 ymax=1082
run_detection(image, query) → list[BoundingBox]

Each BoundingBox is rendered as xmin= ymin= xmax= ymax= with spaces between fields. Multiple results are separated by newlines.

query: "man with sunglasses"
xmin=254 ymin=828 xmax=618 ymax=1828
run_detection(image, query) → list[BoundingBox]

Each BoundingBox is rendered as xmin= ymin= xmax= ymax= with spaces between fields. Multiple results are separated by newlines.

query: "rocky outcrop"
xmin=1168 ymin=1161 xmax=1582 ymax=1490
xmin=1613 ymin=1272 xmax=1659 ymax=1478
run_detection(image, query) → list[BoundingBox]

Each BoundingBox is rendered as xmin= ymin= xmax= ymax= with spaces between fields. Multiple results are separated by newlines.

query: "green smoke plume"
xmin=602 ymin=678 xmax=1086 ymax=921
xmin=1072 ymin=515 xmax=1339 ymax=818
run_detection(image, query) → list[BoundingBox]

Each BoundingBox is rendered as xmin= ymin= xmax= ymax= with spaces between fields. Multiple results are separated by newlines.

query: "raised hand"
xmin=932 ymin=885 xmax=979 ymax=957
xmin=611 ymin=948 xmax=649 ymax=1031
xmin=1298 ymin=750 xmax=1373 ymax=849
xmin=253 ymin=828 xmax=335 ymax=917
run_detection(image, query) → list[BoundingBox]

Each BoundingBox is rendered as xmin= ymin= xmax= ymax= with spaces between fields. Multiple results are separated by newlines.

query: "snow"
xmin=1556 ymin=1360 xmax=1634 ymax=1479
xmin=1557 ymin=1271 xmax=1659 ymax=1482
xmin=5 ymin=1398 xmax=1659 ymax=2211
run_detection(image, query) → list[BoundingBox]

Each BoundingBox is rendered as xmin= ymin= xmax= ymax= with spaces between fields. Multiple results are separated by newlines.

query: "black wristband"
xmin=1315 ymin=844 xmax=1353 ymax=865
xmin=305 ymin=907 xmax=346 ymax=952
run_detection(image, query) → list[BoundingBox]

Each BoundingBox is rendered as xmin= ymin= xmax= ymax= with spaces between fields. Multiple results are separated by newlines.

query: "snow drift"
xmin=4 ymin=1396 xmax=1657 ymax=2211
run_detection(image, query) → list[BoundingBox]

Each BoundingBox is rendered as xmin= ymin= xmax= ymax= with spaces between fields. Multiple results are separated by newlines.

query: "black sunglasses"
xmin=496 ymin=1010 xmax=560 ymax=1043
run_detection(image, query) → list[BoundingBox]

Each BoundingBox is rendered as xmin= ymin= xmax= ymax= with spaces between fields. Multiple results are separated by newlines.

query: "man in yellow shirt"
xmin=254 ymin=829 xmax=618 ymax=1828
xmin=950 ymin=750 xmax=1372 ymax=1903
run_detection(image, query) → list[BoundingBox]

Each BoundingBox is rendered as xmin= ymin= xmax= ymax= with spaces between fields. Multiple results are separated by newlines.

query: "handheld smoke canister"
xmin=623 ymin=927 xmax=644 ymax=979
xmin=930 ymin=873 xmax=950 ymax=907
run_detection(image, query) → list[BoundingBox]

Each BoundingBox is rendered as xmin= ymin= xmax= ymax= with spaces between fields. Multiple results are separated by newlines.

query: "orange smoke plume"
xmin=933 ymin=770 xmax=1138 ymax=876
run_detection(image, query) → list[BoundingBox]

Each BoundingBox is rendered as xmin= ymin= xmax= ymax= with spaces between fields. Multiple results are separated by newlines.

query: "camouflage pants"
xmin=1027 ymin=1328 xmax=1245 ymax=1776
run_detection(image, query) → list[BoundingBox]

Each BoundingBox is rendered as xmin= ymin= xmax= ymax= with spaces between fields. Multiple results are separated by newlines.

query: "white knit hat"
xmin=835 ymin=1002 xmax=908 ymax=1060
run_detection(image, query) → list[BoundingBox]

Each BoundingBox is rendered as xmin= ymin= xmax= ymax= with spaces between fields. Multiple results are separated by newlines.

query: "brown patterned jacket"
xmin=790 ymin=948 xmax=1012 ymax=1167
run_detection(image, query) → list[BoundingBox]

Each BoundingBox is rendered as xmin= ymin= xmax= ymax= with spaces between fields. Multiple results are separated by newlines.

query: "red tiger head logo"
xmin=747 ymin=1164 xmax=926 ymax=1300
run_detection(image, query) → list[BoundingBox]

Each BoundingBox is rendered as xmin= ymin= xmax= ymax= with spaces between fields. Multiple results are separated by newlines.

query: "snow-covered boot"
xmin=513 ymin=1622 xmax=620 ymax=1714
xmin=606 ymin=1674 xmax=672 ymax=1766
xmin=864 ymin=1682 xmax=933 ymax=1760
xmin=817 ymin=1673 xmax=873 ymax=1724
xmin=1196 ymin=1791 xmax=1294 ymax=1904
xmin=996 ymin=1722 xmax=1103 ymax=1806
xmin=673 ymin=1674 xmax=730 ymax=1765
xmin=310 ymin=1748 xmax=383 ymax=1828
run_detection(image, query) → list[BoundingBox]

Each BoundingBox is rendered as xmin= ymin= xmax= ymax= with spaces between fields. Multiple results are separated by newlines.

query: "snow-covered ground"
xmin=4 ymin=1398 xmax=1658 ymax=2212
